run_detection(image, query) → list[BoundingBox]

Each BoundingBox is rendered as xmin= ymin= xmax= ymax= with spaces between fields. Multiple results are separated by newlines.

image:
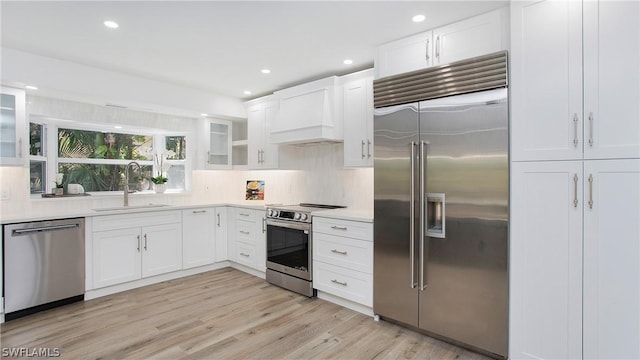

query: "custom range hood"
xmin=270 ymin=76 xmax=342 ymax=144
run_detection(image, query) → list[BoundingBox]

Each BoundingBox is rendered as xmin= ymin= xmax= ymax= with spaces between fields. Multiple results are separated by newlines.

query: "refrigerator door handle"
xmin=419 ymin=140 xmax=427 ymax=291
xmin=410 ymin=142 xmax=417 ymax=289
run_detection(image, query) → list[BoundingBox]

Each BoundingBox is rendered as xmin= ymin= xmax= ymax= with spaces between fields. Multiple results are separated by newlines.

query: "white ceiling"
xmin=1 ymin=1 xmax=507 ymax=100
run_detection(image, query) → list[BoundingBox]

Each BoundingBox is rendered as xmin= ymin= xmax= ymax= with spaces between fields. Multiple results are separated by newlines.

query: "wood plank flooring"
xmin=0 ymin=268 xmax=492 ymax=359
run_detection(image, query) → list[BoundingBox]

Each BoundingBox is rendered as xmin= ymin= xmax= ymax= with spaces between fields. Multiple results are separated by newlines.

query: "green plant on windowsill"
xmin=150 ymin=175 xmax=168 ymax=184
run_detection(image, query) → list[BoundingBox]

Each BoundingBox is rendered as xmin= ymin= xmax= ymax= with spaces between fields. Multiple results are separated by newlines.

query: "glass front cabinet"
xmin=0 ymin=86 xmax=26 ymax=166
xmin=205 ymin=118 xmax=232 ymax=169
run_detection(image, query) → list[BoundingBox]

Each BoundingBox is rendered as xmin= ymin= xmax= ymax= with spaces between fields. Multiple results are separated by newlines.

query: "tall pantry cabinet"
xmin=510 ymin=1 xmax=640 ymax=359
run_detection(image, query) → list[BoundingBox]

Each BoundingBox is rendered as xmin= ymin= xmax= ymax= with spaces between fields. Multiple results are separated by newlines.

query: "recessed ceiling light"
xmin=412 ymin=14 xmax=426 ymax=23
xmin=343 ymin=59 xmax=353 ymax=65
xmin=25 ymin=85 xmax=38 ymax=90
xmin=243 ymin=90 xmax=252 ymax=95
xmin=200 ymin=113 xmax=208 ymax=117
xmin=114 ymin=125 xmax=123 ymax=129
xmin=261 ymin=69 xmax=271 ymax=74
xmin=104 ymin=20 xmax=119 ymax=29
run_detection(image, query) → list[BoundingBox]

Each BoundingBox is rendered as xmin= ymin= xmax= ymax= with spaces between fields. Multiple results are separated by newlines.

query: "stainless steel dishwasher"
xmin=4 ymin=218 xmax=85 ymax=320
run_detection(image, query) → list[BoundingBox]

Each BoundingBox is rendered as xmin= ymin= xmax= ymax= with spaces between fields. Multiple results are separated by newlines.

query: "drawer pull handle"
xmin=331 ymin=279 xmax=348 ymax=286
xmin=240 ymin=212 xmax=250 ymax=217
xmin=240 ymin=252 xmax=250 ymax=257
xmin=331 ymin=249 xmax=348 ymax=255
xmin=331 ymin=226 xmax=348 ymax=230
xmin=192 ymin=210 xmax=207 ymax=214
xmin=239 ymin=230 xmax=250 ymax=235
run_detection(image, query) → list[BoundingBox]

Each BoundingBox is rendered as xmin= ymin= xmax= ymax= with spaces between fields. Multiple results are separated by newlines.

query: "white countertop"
xmin=0 ymin=202 xmax=267 ymax=224
xmin=311 ymin=208 xmax=373 ymax=223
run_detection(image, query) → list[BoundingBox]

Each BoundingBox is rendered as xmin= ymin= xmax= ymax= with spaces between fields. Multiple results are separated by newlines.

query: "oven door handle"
xmin=265 ymin=219 xmax=311 ymax=231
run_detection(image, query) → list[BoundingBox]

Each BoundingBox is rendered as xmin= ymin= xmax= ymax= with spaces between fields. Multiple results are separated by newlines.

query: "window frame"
xmin=29 ymin=116 xmax=190 ymax=197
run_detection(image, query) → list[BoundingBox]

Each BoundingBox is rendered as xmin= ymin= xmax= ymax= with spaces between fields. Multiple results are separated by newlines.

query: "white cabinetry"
xmin=312 ymin=217 xmax=373 ymax=307
xmin=92 ymin=211 xmax=182 ymax=288
xmin=511 ymin=3 xmax=640 ymax=358
xmin=583 ymin=160 xmax=640 ymax=359
xmin=228 ymin=208 xmax=266 ymax=272
xmin=511 ymin=1 xmax=640 ymax=161
xmin=342 ymin=69 xmax=374 ymax=168
xmin=182 ymin=208 xmax=216 ymax=269
xmin=0 ymin=86 xmax=26 ymax=166
xmin=510 ymin=161 xmax=583 ymax=360
xmin=376 ymin=8 xmax=507 ymax=78
xmin=246 ymin=96 xmax=278 ymax=169
xmin=215 ymin=207 xmax=228 ymax=262
xmin=204 ymin=118 xmax=232 ymax=169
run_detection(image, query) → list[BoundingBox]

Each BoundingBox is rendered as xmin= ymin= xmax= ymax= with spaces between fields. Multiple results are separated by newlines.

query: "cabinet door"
xmin=0 ymin=86 xmax=26 ymax=166
xmin=583 ymin=159 xmax=640 ymax=359
xmin=376 ymin=31 xmax=432 ymax=78
xmin=93 ymin=228 xmax=142 ymax=288
xmin=215 ymin=207 xmax=228 ymax=262
xmin=261 ymin=102 xmax=279 ymax=169
xmin=343 ymin=77 xmax=373 ymax=167
xmin=206 ymin=119 xmax=232 ymax=169
xmin=583 ymin=1 xmax=640 ymax=159
xmin=510 ymin=1 xmax=583 ymax=161
xmin=433 ymin=9 xmax=505 ymax=66
xmin=182 ymin=208 xmax=215 ymax=269
xmin=510 ymin=161 xmax=583 ymax=359
xmin=141 ymin=223 xmax=182 ymax=277
xmin=247 ymin=105 xmax=264 ymax=169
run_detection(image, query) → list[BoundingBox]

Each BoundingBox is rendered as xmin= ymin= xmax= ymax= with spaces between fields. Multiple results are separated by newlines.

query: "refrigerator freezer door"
xmin=373 ymin=102 xmax=420 ymax=327
xmin=418 ymin=88 xmax=509 ymax=357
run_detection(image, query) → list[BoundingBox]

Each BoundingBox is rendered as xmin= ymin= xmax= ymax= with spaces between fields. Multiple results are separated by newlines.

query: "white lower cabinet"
xmin=92 ymin=211 xmax=182 ymax=289
xmin=228 ymin=207 xmax=266 ymax=272
xmin=510 ymin=159 xmax=640 ymax=359
xmin=182 ymin=208 xmax=216 ymax=269
xmin=214 ymin=207 xmax=228 ymax=262
xmin=312 ymin=217 xmax=373 ymax=307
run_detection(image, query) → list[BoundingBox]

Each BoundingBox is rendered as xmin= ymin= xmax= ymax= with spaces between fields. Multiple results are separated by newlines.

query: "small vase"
xmin=154 ymin=183 xmax=167 ymax=194
xmin=53 ymin=188 xmax=63 ymax=196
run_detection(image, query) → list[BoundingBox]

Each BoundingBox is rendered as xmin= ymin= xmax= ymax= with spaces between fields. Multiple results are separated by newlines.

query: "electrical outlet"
xmin=0 ymin=188 xmax=10 ymax=200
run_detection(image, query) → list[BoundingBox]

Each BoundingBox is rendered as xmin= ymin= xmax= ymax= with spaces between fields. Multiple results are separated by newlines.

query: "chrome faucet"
xmin=124 ymin=161 xmax=141 ymax=207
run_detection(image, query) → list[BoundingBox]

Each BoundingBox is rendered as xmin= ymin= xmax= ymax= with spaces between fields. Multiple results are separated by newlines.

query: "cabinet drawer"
xmin=235 ymin=208 xmax=257 ymax=222
xmin=234 ymin=242 xmax=256 ymax=268
xmin=313 ymin=217 xmax=372 ymax=241
xmin=313 ymin=261 xmax=372 ymax=307
xmin=235 ymin=220 xmax=256 ymax=245
xmin=313 ymin=233 xmax=372 ymax=274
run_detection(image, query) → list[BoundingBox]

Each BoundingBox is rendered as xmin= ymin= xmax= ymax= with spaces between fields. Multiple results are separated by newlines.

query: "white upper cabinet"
xmin=375 ymin=8 xmax=507 ymax=79
xmin=376 ymin=31 xmax=433 ymax=79
xmin=432 ymin=8 xmax=507 ymax=66
xmin=0 ymin=86 xmax=26 ymax=166
xmin=583 ymin=1 xmax=640 ymax=159
xmin=246 ymin=96 xmax=279 ymax=170
xmin=511 ymin=0 xmax=640 ymax=161
xmin=204 ymin=118 xmax=232 ymax=169
xmin=583 ymin=159 xmax=640 ymax=360
xmin=342 ymin=69 xmax=374 ymax=168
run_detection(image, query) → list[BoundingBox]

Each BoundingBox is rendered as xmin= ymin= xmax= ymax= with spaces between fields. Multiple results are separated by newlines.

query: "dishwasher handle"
xmin=12 ymin=223 xmax=80 ymax=236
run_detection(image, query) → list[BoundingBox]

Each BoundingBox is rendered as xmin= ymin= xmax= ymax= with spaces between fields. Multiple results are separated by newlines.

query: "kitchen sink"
xmin=92 ymin=204 xmax=170 ymax=212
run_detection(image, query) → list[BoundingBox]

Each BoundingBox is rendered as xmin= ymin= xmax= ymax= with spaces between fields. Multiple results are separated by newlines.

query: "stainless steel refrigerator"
xmin=373 ymin=52 xmax=509 ymax=358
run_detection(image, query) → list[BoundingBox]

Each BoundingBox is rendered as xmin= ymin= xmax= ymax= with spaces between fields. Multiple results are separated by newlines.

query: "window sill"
xmin=30 ymin=189 xmax=189 ymax=200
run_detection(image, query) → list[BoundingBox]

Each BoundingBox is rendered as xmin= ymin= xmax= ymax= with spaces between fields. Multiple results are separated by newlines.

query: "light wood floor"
xmin=0 ymin=268 xmax=492 ymax=359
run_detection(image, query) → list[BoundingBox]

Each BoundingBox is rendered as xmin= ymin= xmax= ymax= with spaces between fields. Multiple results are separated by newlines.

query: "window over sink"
xmin=28 ymin=118 xmax=189 ymax=195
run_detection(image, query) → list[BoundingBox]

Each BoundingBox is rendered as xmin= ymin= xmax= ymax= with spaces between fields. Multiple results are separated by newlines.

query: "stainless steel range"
xmin=265 ymin=203 xmax=345 ymax=297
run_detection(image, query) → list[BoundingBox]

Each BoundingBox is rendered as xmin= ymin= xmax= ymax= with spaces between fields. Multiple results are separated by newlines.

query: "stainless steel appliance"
xmin=3 ymin=218 xmax=85 ymax=321
xmin=373 ymin=52 xmax=509 ymax=358
xmin=265 ymin=203 xmax=344 ymax=297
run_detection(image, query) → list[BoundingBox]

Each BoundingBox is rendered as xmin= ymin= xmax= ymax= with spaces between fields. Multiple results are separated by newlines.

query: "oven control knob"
xmin=294 ymin=213 xmax=301 ymax=220
xmin=272 ymin=210 xmax=279 ymax=217
xmin=300 ymin=214 xmax=308 ymax=221
xmin=267 ymin=209 xmax=273 ymax=217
